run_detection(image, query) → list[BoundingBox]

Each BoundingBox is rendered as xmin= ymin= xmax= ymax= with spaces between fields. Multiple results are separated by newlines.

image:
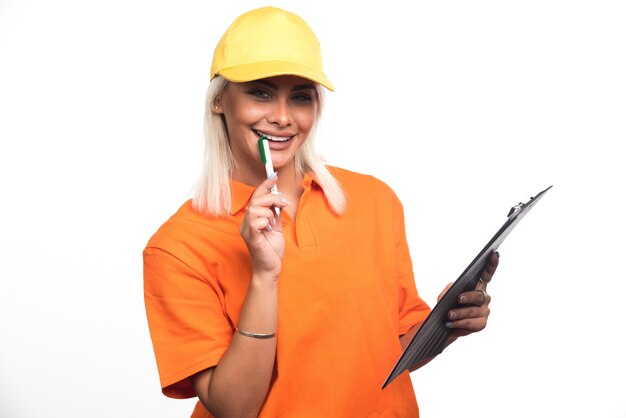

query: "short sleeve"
xmin=391 ymin=195 xmax=431 ymax=335
xmin=143 ymin=246 xmax=233 ymax=398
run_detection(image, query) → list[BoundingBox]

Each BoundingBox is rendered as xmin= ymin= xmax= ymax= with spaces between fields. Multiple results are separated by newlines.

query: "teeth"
xmin=266 ymin=134 xmax=290 ymax=142
xmin=256 ymin=130 xmax=291 ymax=142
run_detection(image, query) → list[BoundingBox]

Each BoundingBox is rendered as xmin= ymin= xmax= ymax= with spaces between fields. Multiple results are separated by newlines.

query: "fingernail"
xmin=269 ymin=172 xmax=277 ymax=180
xmin=495 ymin=251 xmax=500 ymax=257
xmin=266 ymin=224 xmax=273 ymax=232
xmin=280 ymin=196 xmax=290 ymax=204
xmin=445 ymin=321 xmax=454 ymax=328
xmin=448 ymin=311 xmax=457 ymax=320
xmin=458 ymin=295 xmax=467 ymax=304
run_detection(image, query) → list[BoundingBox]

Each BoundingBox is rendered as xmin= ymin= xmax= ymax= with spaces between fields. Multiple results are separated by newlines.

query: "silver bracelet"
xmin=236 ymin=327 xmax=276 ymax=339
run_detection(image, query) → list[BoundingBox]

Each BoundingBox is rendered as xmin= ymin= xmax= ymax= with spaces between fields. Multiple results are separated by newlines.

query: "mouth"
xmin=253 ymin=129 xmax=294 ymax=143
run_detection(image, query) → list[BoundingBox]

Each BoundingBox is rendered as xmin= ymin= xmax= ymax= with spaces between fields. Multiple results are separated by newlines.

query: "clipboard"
xmin=382 ymin=185 xmax=552 ymax=389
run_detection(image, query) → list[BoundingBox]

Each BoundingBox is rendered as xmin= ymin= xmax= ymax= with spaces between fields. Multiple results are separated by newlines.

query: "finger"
xmin=479 ymin=251 xmax=500 ymax=284
xmin=457 ymin=290 xmax=491 ymax=306
xmin=250 ymin=173 xmax=279 ymax=199
xmin=247 ymin=193 xmax=289 ymax=221
xmin=244 ymin=206 xmax=276 ymax=223
xmin=446 ymin=316 xmax=488 ymax=332
xmin=248 ymin=194 xmax=289 ymax=212
xmin=250 ymin=216 xmax=272 ymax=233
xmin=448 ymin=304 xmax=490 ymax=322
xmin=241 ymin=207 xmax=276 ymax=236
xmin=437 ymin=282 xmax=453 ymax=302
xmin=245 ymin=194 xmax=289 ymax=225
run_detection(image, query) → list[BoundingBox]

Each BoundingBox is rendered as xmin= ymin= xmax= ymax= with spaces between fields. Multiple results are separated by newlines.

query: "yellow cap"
xmin=210 ymin=7 xmax=335 ymax=91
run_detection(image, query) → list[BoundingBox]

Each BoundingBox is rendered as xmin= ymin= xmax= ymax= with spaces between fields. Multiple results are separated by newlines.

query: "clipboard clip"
xmin=507 ymin=204 xmax=522 ymax=218
xmin=507 ymin=185 xmax=553 ymax=218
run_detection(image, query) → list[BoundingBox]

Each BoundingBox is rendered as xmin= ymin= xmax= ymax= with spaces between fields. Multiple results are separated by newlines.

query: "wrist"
xmin=251 ymin=270 xmax=280 ymax=286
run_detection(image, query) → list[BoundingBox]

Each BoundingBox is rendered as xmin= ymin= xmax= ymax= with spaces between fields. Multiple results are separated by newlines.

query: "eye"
xmin=291 ymin=92 xmax=314 ymax=104
xmin=247 ymin=88 xmax=271 ymax=100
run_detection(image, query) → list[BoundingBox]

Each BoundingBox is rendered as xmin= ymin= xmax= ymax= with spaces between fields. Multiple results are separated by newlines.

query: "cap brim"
xmin=217 ymin=60 xmax=335 ymax=91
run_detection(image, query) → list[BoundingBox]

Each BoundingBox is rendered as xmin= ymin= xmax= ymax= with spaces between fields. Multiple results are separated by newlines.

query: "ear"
xmin=212 ymin=96 xmax=224 ymax=114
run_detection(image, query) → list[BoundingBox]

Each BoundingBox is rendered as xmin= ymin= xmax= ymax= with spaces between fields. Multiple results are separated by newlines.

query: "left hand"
xmin=440 ymin=251 xmax=499 ymax=341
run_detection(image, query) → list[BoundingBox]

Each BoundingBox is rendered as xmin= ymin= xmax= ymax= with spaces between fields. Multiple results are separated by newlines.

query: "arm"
xmin=191 ymin=176 xmax=288 ymax=418
xmin=191 ymin=276 xmax=278 ymax=418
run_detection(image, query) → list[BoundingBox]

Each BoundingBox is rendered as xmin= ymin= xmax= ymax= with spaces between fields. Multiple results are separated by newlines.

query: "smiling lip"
xmin=253 ymin=129 xmax=294 ymax=142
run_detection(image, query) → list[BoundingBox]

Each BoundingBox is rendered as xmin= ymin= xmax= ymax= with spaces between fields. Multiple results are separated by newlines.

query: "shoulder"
xmin=146 ymin=200 xmax=203 ymax=249
xmin=144 ymin=200 xmax=239 ymax=266
xmin=327 ymin=165 xmax=401 ymax=204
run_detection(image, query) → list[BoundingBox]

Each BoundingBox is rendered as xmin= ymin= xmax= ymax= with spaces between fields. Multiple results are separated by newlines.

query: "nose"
xmin=267 ymin=98 xmax=292 ymax=127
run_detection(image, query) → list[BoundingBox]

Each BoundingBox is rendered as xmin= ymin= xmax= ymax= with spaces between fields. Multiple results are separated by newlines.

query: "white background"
xmin=1 ymin=0 xmax=624 ymax=417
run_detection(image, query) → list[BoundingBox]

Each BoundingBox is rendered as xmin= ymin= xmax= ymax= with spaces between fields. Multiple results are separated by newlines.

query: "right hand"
xmin=239 ymin=175 xmax=289 ymax=279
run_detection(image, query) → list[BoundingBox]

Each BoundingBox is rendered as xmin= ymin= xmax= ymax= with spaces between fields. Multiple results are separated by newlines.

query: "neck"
xmin=277 ymin=168 xmax=305 ymax=219
xmin=232 ymin=160 xmax=305 ymax=218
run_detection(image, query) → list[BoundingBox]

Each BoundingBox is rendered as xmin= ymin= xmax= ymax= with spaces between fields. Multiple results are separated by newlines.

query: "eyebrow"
xmin=254 ymin=79 xmax=316 ymax=92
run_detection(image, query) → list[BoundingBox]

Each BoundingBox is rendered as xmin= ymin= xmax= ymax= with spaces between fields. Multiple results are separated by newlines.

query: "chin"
xmin=272 ymin=156 xmax=296 ymax=171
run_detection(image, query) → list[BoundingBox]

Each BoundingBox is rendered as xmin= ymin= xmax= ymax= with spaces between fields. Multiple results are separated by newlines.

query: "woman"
xmin=144 ymin=7 xmax=498 ymax=418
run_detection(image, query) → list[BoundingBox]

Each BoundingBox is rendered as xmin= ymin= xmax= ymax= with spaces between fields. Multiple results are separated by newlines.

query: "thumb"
xmin=437 ymin=282 xmax=453 ymax=302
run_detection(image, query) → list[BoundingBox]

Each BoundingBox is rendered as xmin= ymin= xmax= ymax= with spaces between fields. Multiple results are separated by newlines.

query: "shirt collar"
xmin=229 ymin=179 xmax=256 ymax=215
xmin=229 ymin=172 xmax=322 ymax=215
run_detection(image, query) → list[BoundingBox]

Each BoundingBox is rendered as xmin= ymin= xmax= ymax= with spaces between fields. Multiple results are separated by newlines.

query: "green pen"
xmin=258 ymin=135 xmax=280 ymax=216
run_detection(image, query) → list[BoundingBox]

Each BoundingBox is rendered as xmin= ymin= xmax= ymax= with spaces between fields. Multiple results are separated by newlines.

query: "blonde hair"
xmin=192 ymin=76 xmax=346 ymax=217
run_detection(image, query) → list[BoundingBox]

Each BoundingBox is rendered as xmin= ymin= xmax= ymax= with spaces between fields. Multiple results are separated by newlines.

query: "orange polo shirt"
xmin=144 ymin=166 xmax=431 ymax=417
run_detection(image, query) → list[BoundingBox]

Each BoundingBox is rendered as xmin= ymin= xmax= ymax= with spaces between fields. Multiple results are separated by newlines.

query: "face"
xmin=213 ymin=75 xmax=318 ymax=182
